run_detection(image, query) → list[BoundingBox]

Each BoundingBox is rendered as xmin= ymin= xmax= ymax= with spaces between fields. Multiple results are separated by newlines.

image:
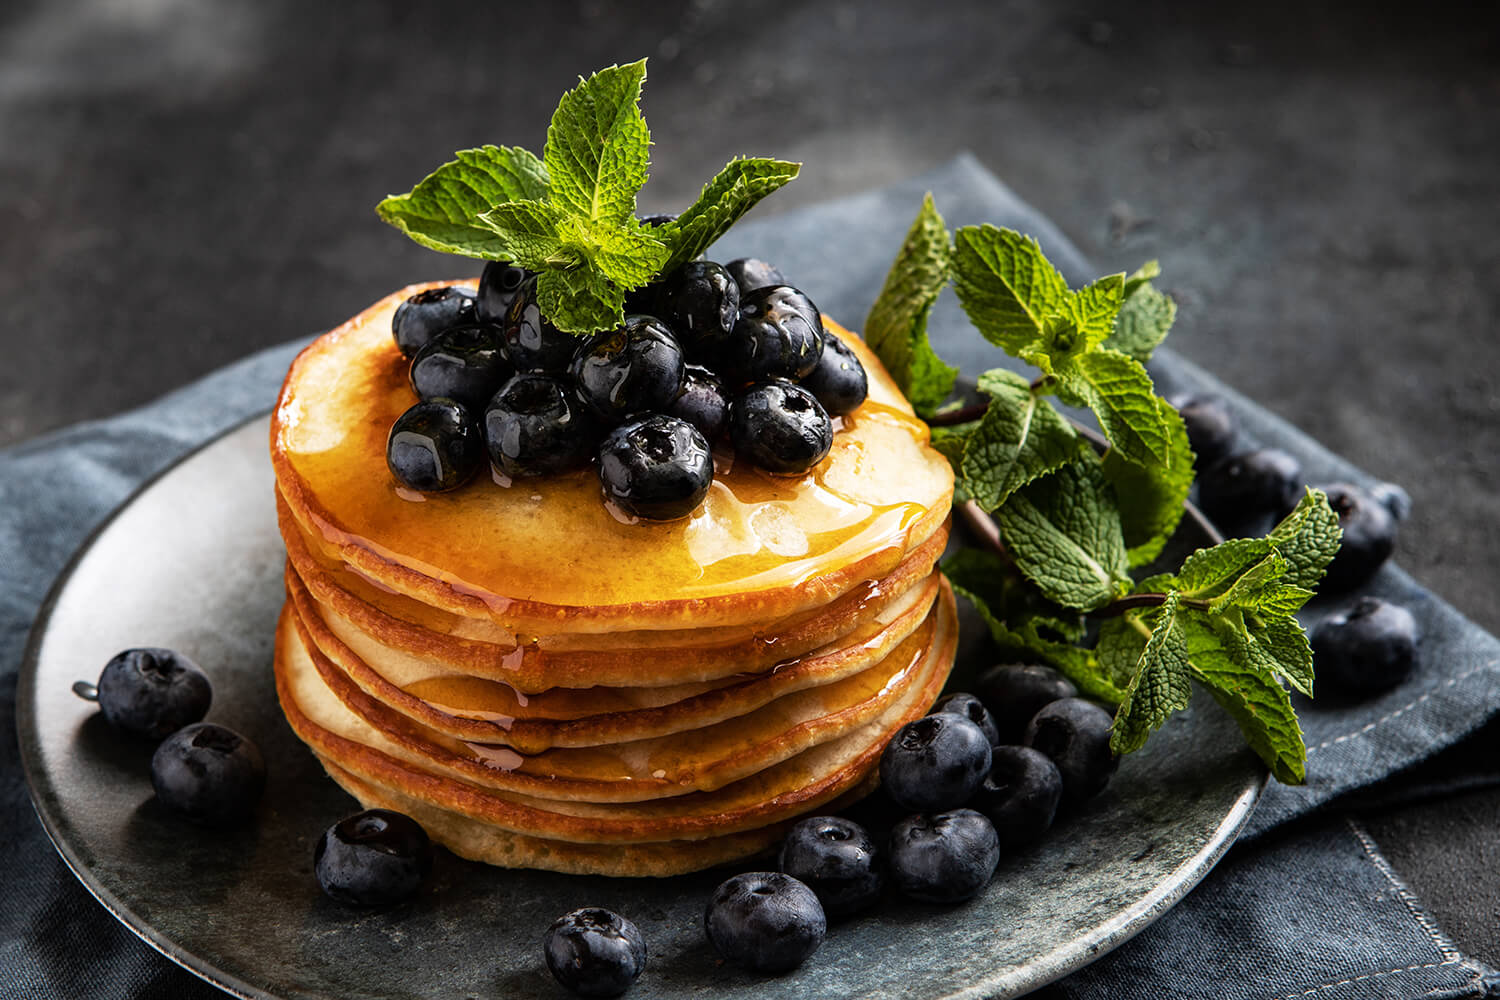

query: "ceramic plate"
xmin=18 ymin=414 xmax=1263 ymax=1000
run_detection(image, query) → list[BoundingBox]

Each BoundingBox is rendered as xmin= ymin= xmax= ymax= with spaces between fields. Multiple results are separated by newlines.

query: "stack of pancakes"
xmin=270 ymin=282 xmax=957 ymax=876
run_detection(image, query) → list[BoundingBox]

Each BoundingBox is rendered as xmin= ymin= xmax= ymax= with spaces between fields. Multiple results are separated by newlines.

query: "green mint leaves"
xmin=376 ymin=59 xmax=800 ymax=334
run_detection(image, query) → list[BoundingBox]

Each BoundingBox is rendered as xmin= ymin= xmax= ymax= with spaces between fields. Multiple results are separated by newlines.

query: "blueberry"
xmin=728 ymin=380 xmax=833 ymax=476
xmin=1023 ymin=698 xmax=1117 ymax=806
xmin=971 ymin=746 xmax=1063 ymax=849
xmin=704 ymin=872 xmax=825 ymax=974
xmin=475 ymin=261 xmax=532 ymax=324
xmin=386 ymin=399 xmax=485 ymax=493
xmin=725 ymin=257 xmax=787 ymax=296
xmin=484 ymin=373 xmax=598 ymax=478
xmin=314 ymin=808 xmax=433 ymax=907
xmin=83 ymin=647 xmax=212 ymax=741
xmin=879 ymin=713 xmax=992 ymax=812
xmin=656 ymin=261 xmax=740 ymax=362
xmin=1170 ymin=393 xmax=1237 ymax=470
xmin=887 ymin=809 xmax=999 ymax=904
xmin=974 ymin=664 xmax=1078 ymax=745
xmin=503 ymin=278 xmax=586 ymax=373
xmin=1369 ymin=481 xmax=1413 ymax=522
xmin=150 ymin=722 xmax=265 ymax=826
xmin=799 ymin=334 xmax=868 ymax=416
xmin=638 ymin=212 xmax=677 ymax=227
xmin=1196 ymin=448 xmax=1302 ymax=532
xmin=665 ymin=364 xmax=729 ymax=443
xmin=570 ymin=316 xmax=685 ymax=423
xmin=1312 ymin=596 xmax=1419 ymax=698
xmin=778 ymin=816 xmax=883 ymax=920
xmin=408 ymin=324 xmax=512 ymax=411
xmin=1317 ymin=482 xmax=1398 ymax=592
xmin=721 ymin=285 xmax=825 ymax=383
xmin=392 ymin=286 xmax=476 ymax=358
xmin=543 ymin=908 xmax=647 ymax=998
xmin=932 ymin=692 xmax=1000 ymax=747
xmin=597 ymin=414 xmax=713 ymax=521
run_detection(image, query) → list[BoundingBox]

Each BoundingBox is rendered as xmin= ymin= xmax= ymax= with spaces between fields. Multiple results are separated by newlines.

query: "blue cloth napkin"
xmin=4 ymin=155 xmax=1498 ymax=999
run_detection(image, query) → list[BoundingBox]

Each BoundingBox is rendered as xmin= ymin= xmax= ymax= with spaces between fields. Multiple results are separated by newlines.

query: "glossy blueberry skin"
xmin=1312 ymin=596 xmax=1419 ymax=698
xmin=728 ymin=380 xmax=833 ymax=476
xmin=475 ymin=262 xmax=532 ymax=324
xmin=1317 ymin=482 xmax=1398 ymax=592
xmin=386 ymin=399 xmax=485 ymax=493
xmin=1369 ymin=481 xmax=1413 ymax=522
xmin=150 ymin=722 xmax=265 ymax=826
xmin=974 ymin=664 xmax=1078 ymax=745
xmin=1170 ymin=393 xmax=1238 ymax=470
xmin=800 ymin=334 xmax=869 ymax=416
xmin=570 ymin=316 xmax=685 ymax=422
xmin=778 ymin=816 xmax=883 ymax=920
xmin=879 ymin=713 xmax=992 ymax=812
xmin=704 ymin=872 xmax=826 ymax=974
xmin=1023 ymin=697 xmax=1117 ymax=806
xmin=408 ymin=324 xmax=512 ymax=411
xmin=1196 ymin=448 xmax=1302 ymax=531
xmin=93 ymin=647 xmax=211 ymax=740
xmin=666 ymin=364 xmax=729 ymax=443
xmin=721 ymin=285 xmax=825 ymax=383
xmin=725 ymin=257 xmax=786 ymax=295
xmin=392 ymin=286 xmax=476 ymax=358
xmin=503 ymin=278 xmax=586 ymax=373
xmin=932 ymin=692 xmax=1001 ymax=747
xmin=887 ymin=809 xmax=1000 ymax=904
xmin=638 ymin=212 xmax=677 ymax=228
xmin=597 ymin=414 xmax=713 ymax=521
xmin=657 ymin=261 xmax=740 ymax=362
xmin=971 ymin=745 xmax=1064 ymax=849
xmin=483 ymin=373 xmax=598 ymax=478
xmin=544 ymin=908 xmax=647 ymax=998
xmin=314 ymin=809 xmax=433 ymax=907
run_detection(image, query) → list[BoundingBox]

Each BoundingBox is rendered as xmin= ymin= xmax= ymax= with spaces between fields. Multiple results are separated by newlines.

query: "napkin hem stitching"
xmin=1307 ymin=659 xmax=1500 ymax=755
xmin=1345 ymin=815 xmax=1462 ymax=962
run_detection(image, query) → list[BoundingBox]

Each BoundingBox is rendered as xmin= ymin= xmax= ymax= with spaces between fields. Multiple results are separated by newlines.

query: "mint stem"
xmin=1088 ymin=593 xmax=1210 ymax=618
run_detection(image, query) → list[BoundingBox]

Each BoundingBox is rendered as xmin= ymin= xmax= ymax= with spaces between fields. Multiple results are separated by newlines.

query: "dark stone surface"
xmin=4 ymin=0 xmax=1497 ymax=979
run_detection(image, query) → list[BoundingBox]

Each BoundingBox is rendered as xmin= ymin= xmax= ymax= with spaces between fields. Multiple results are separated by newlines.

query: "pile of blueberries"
xmin=1175 ymin=393 xmax=1420 ymax=697
xmin=385 ymin=250 xmax=868 ymax=521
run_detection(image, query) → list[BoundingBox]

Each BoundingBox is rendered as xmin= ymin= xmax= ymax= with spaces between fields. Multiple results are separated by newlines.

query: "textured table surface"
xmin=3 ymin=0 xmax=1497 ymax=981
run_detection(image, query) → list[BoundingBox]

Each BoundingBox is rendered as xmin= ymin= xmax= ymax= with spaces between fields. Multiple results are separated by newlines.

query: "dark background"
xmin=3 ymin=0 xmax=1497 ymax=985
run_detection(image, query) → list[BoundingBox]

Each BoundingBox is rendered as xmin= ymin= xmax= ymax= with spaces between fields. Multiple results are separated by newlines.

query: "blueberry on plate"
xmin=150 ymin=722 xmax=265 ymax=826
xmin=408 ymin=324 xmax=512 ymax=411
xmin=475 ymin=261 xmax=531 ymax=324
xmin=725 ymin=257 xmax=786 ymax=296
xmin=971 ymin=745 xmax=1064 ymax=849
xmin=392 ymin=286 xmax=476 ymax=358
xmin=704 ymin=871 xmax=825 ymax=974
xmin=1311 ymin=596 xmax=1419 ymax=698
xmin=597 ymin=414 xmax=713 ymax=521
xmin=931 ymin=692 xmax=1001 ymax=747
xmin=656 ymin=260 xmax=739 ymax=362
xmin=1196 ymin=448 xmax=1302 ymax=531
xmin=544 ymin=908 xmax=647 ymax=998
xmin=879 ymin=713 xmax=992 ymax=812
xmin=80 ymin=647 xmax=212 ymax=741
xmin=1023 ymin=698 xmax=1117 ymax=806
xmin=503 ymin=278 xmax=586 ymax=373
xmin=570 ymin=316 xmax=685 ymax=423
xmin=386 ymin=399 xmax=485 ymax=493
xmin=799 ymin=334 xmax=868 ymax=416
xmin=638 ymin=212 xmax=677 ymax=227
xmin=728 ymin=380 xmax=833 ymax=476
xmin=665 ymin=364 xmax=730 ymax=443
xmin=484 ymin=373 xmax=599 ymax=479
xmin=1169 ymin=393 xmax=1237 ymax=470
xmin=887 ymin=809 xmax=1000 ymax=904
xmin=974 ymin=664 xmax=1078 ymax=745
xmin=721 ymin=285 xmax=825 ymax=383
xmin=1316 ymin=482 xmax=1398 ymax=592
xmin=778 ymin=816 xmax=883 ymax=920
xmin=314 ymin=808 xmax=433 ymax=907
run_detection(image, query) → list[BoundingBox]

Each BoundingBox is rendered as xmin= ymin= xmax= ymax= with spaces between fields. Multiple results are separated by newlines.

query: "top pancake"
xmin=272 ymin=282 xmax=954 ymax=633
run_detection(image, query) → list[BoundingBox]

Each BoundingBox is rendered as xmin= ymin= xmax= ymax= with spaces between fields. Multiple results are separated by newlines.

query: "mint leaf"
xmin=951 ymin=225 xmax=1071 ymax=354
xmin=1247 ymin=612 xmax=1315 ymax=697
xmin=1096 ymin=613 xmax=1150 ymax=689
xmin=1121 ymin=259 xmax=1160 ymax=298
xmin=864 ymin=194 xmax=958 ymax=415
xmin=1266 ymin=488 xmax=1343 ymax=589
xmin=544 ymin=60 xmax=650 ymax=225
xmin=1101 ymin=400 xmax=1192 ymax=565
xmin=1059 ymin=272 xmax=1125 ymax=351
xmin=476 ymin=200 xmax=568 ymax=270
xmin=995 ymin=459 xmax=1131 ymax=611
xmin=1171 ymin=537 xmax=1275 ymax=599
xmin=1061 ymin=349 xmax=1173 ymax=466
xmin=658 ymin=157 xmax=801 ymax=273
xmin=535 ymin=266 xmax=624 ymax=335
xmin=590 ymin=218 xmax=671 ymax=287
xmin=376 ymin=145 xmax=549 ymax=258
xmin=960 ymin=369 xmax=1080 ymax=511
xmin=1110 ymin=593 xmax=1193 ymax=754
xmin=1105 ymin=274 xmax=1176 ymax=364
xmin=1207 ymin=551 xmax=1288 ymax=614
